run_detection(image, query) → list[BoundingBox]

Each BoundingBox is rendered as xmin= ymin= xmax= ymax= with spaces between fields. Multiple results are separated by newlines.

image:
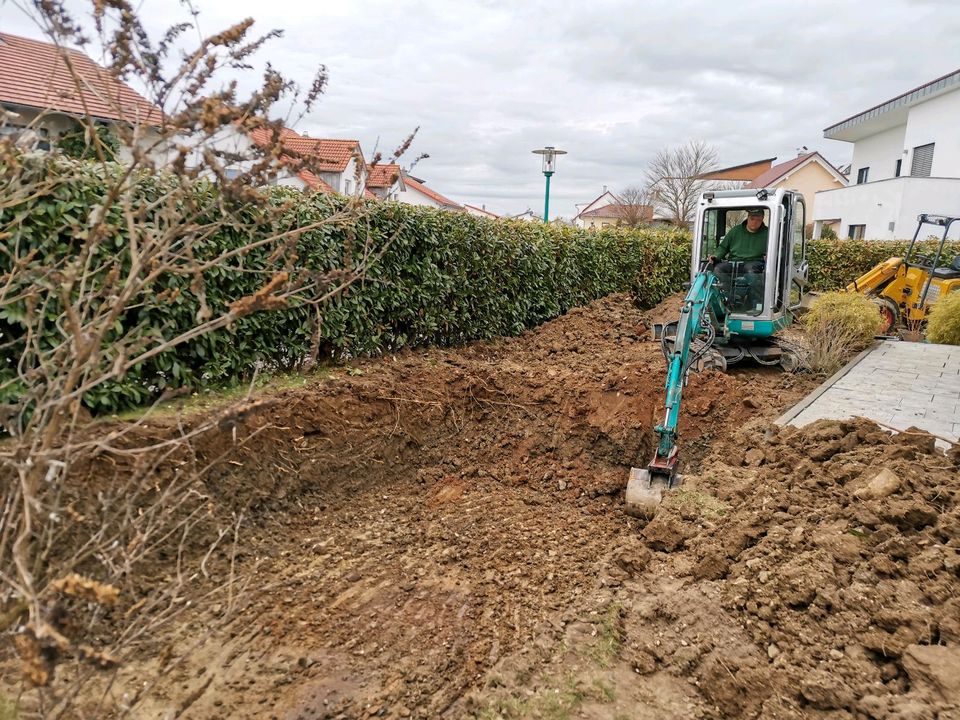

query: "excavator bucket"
xmin=625 ymin=468 xmax=676 ymax=518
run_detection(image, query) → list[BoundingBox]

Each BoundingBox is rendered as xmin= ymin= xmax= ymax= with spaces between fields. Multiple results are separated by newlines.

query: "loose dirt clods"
xmin=5 ymin=293 xmax=958 ymax=719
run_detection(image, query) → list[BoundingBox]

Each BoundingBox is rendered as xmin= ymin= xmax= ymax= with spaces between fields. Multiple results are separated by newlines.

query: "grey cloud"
xmin=5 ymin=0 xmax=960 ymax=218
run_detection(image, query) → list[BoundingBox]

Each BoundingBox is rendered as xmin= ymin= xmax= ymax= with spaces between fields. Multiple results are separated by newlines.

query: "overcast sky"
xmin=5 ymin=0 xmax=960 ymax=218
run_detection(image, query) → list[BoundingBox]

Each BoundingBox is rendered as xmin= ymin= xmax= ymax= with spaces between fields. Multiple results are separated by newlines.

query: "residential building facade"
xmin=366 ymin=163 xmax=404 ymax=200
xmin=813 ymin=68 xmax=960 ymax=240
xmin=744 ymin=152 xmax=848 ymax=226
xmin=0 ymin=32 xmax=163 ymax=160
xmin=396 ymin=174 xmax=462 ymax=210
xmin=463 ymin=204 xmax=500 ymax=219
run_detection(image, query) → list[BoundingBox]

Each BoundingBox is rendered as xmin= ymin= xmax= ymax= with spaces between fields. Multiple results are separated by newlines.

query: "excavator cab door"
xmin=788 ymin=194 xmax=808 ymax=311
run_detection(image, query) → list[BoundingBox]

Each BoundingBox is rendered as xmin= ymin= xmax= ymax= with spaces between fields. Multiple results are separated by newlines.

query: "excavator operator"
xmin=710 ymin=208 xmax=768 ymax=308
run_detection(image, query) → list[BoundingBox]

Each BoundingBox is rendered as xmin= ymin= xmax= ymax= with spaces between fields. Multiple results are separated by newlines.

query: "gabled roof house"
xmin=366 ymin=163 xmax=404 ymax=200
xmin=574 ymin=188 xmax=655 ymax=229
xmin=248 ymin=127 xmax=368 ymax=196
xmin=397 ymin=173 xmax=462 ymax=210
xmin=0 ymin=32 xmax=163 ymax=160
xmin=813 ymin=68 xmax=960 ymax=240
xmin=745 ymin=152 xmax=847 ymax=223
xmin=463 ymin=204 xmax=499 ymax=219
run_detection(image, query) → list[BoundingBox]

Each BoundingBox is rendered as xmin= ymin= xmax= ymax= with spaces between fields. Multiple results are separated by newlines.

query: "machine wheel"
xmin=874 ymin=297 xmax=900 ymax=335
xmin=693 ymin=349 xmax=727 ymax=373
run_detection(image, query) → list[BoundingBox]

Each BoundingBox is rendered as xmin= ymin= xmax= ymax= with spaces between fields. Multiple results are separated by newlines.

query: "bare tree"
xmin=615 ymin=186 xmax=654 ymax=228
xmin=0 ymin=2 xmax=403 ymax=715
xmin=644 ymin=140 xmax=720 ymax=225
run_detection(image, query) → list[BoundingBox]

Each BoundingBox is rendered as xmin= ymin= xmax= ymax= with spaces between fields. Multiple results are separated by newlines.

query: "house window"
xmin=856 ymin=167 xmax=869 ymax=184
xmin=344 ymin=179 xmax=353 ymax=195
xmin=895 ymin=159 xmax=902 ymax=177
xmin=848 ymin=224 xmax=866 ymax=240
xmin=911 ymin=143 xmax=935 ymax=177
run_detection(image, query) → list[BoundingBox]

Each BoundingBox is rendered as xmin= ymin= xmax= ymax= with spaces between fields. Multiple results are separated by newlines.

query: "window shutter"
xmin=911 ymin=143 xmax=935 ymax=177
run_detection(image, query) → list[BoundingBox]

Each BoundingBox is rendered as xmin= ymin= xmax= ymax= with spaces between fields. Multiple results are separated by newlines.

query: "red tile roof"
xmin=0 ymin=32 xmax=162 ymax=125
xmin=366 ymin=163 xmax=401 ymax=188
xmin=248 ymin=126 xmax=362 ymax=172
xmin=296 ymin=169 xmax=335 ymax=193
xmin=745 ymin=152 xmax=845 ymax=188
xmin=403 ymin=176 xmax=461 ymax=209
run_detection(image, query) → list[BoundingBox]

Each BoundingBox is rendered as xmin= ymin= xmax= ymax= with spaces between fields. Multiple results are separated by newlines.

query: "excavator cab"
xmin=628 ymin=188 xmax=808 ymax=517
xmin=653 ymin=188 xmax=809 ymax=371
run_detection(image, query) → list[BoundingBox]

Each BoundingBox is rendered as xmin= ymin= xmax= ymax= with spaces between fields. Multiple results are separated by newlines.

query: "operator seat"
xmin=932 ymin=255 xmax=960 ymax=279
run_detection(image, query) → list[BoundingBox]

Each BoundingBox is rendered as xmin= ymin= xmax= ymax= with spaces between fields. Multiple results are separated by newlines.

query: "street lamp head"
xmin=532 ymin=145 xmax=567 ymax=175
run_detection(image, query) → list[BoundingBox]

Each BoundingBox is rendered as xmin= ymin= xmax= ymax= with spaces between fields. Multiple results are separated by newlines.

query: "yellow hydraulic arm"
xmin=846 ymin=257 xmax=903 ymax=295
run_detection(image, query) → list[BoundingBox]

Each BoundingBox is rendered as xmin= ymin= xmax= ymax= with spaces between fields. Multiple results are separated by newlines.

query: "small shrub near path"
xmin=803 ymin=292 xmax=884 ymax=374
xmin=926 ymin=291 xmax=960 ymax=345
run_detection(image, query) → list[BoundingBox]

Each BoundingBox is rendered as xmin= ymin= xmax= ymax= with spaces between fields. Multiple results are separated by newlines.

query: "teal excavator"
xmin=625 ymin=188 xmax=809 ymax=517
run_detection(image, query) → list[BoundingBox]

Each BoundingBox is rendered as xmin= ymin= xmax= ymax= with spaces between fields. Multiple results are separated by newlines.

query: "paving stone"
xmin=782 ymin=341 xmax=960 ymax=445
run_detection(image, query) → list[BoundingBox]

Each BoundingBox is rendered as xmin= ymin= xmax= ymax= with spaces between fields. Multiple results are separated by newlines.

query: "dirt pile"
xmin=618 ymin=417 xmax=960 ymax=719
xmin=16 ymin=293 xmax=927 ymax=719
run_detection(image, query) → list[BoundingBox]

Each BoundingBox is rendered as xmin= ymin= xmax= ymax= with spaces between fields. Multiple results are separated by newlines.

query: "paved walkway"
xmin=777 ymin=340 xmax=960 ymax=450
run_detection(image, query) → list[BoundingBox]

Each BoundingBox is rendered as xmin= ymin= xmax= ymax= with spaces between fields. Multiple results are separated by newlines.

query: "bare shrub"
xmin=0 ymin=2 xmax=398 ymax=715
xmin=926 ymin=291 xmax=960 ymax=345
xmin=802 ymin=292 xmax=884 ymax=374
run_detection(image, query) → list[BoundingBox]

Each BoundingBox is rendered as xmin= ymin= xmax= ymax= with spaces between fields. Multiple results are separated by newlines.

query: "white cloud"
xmin=4 ymin=0 xmax=960 ymax=218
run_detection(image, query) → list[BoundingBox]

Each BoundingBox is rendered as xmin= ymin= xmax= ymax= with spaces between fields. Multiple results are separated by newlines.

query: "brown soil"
xmin=7 ymin=293 xmax=959 ymax=719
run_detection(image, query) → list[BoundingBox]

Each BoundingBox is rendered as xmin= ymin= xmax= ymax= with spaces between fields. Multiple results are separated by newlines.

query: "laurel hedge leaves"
xmin=3 ymin=158 xmax=693 ymax=412
xmin=4 ymin=155 xmax=957 ymax=412
xmin=806 ymin=237 xmax=958 ymax=291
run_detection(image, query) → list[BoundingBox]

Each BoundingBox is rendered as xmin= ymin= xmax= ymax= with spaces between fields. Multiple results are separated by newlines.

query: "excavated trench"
xmin=9 ymin=293 xmax=958 ymax=719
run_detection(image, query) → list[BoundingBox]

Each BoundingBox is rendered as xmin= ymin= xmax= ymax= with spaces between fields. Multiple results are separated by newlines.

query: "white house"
xmin=573 ymin=189 xmax=621 ymax=228
xmin=813 ymin=68 xmax=960 ymax=240
xmin=396 ymin=173 xmax=462 ymax=210
xmin=509 ymin=209 xmax=541 ymax=222
xmin=366 ymin=163 xmax=404 ymax=200
xmin=247 ymin=127 xmax=371 ymax=195
xmin=0 ymin=32 xmax=164 ymax=161
xmin=463 ymin=204 xmax=500 ymax=219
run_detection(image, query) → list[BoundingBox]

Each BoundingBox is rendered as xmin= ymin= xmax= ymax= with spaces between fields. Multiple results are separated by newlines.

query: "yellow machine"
xmin=847 ymin=215 xmax=960 ymax=333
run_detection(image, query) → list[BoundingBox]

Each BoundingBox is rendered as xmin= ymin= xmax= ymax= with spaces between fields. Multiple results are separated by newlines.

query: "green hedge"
xmin=807 ymin=238 xmax=959 ymax=291
xmin=6 ymin=154 xmax=955 ymax=413
xmin=1 ymin=156 xmax=689 ymax=412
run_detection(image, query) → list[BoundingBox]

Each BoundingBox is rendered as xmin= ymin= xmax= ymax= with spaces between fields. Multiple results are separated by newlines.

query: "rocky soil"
xmin=4 ymin=293 xmax=957 ymax=719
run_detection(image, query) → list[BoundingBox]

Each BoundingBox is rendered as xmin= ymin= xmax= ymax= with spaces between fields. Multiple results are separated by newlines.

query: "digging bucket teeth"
xmin=625 ymin=468 xmax=680 ymax=518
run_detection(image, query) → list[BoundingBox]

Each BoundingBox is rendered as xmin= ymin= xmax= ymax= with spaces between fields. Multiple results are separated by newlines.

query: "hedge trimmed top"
xmin=2 ymin=155 xmax=956 ymax=412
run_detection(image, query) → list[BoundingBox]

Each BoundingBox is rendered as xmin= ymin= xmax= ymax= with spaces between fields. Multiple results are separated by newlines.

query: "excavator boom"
xmin=625 ymin=265 xmax=725 ymax=517
xmin=846 ymin=257 xmax=903 ymax=294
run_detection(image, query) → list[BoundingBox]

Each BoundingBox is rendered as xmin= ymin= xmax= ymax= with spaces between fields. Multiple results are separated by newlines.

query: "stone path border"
xmin=776 ymin=340 xmax=960 ymax=450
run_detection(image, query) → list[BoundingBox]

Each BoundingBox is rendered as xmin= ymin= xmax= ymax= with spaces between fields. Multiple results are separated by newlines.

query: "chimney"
xmin=602 ymin=185 xmax=607 ymax=193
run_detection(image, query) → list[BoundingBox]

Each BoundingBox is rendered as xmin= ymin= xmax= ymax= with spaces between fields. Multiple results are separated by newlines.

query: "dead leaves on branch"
xmin=12 ymin=573 xmax=120 ymax=687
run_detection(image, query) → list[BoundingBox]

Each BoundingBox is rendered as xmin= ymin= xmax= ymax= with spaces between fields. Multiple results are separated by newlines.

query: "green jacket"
xmin=717 ymin=222 xmax=768 ymax=261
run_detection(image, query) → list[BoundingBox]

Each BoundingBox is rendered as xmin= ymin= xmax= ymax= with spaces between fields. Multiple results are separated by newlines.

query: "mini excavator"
xmin=625 ymin=188 xmax=808 ymax=517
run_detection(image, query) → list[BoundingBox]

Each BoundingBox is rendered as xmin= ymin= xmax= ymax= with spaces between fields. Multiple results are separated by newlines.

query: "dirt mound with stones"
xmin=12 ymin=293 xmax=957 ymax=719
xmin=471 ymin=418 xmax=959 ymax=719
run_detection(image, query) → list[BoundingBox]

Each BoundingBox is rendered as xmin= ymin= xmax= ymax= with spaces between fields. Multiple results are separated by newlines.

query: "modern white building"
xmin=813 ymin=68 xmax=960 ymax=240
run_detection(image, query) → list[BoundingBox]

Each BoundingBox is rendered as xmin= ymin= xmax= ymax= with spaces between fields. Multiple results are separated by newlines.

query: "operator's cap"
xmin=747 ymin=208 xmax=765 ymax=216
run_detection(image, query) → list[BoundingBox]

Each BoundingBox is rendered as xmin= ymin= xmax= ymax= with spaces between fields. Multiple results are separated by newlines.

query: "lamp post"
xmin=532 ymin=145 xmax=566 ymax=223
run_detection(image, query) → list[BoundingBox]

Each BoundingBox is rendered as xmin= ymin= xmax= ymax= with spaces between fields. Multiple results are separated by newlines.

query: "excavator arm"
xmin=846 ymin=257 xmax=902 ymax=294
xmin=625 ymin=264 xmax=727 ymax=517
